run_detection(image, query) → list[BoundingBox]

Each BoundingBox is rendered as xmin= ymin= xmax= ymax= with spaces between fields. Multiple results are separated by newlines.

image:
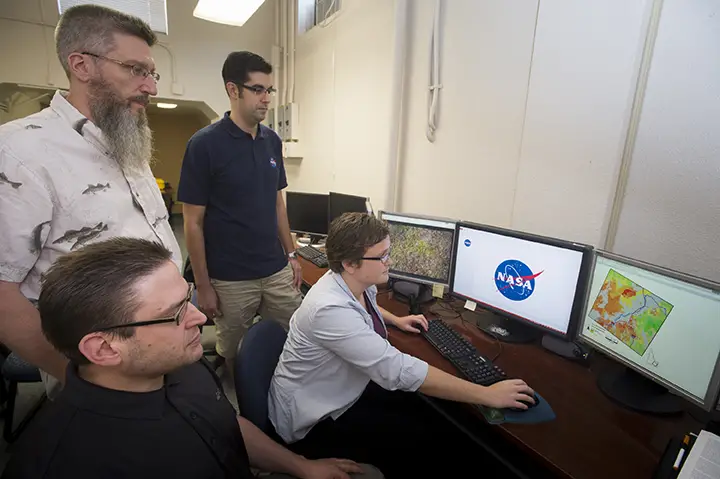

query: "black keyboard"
xmin=296 ymin=246 xmax=328 ymax=268
xmin=422 ymin=320 xmax=507 ymax=387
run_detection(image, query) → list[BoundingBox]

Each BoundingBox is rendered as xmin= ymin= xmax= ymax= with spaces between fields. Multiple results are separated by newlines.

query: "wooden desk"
xmin=298 ymin=258 xmax=701 ymax=479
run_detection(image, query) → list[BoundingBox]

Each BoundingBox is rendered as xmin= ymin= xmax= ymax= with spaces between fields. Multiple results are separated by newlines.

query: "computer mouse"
xmin=508 ymin=393 xmax=541 ymax=412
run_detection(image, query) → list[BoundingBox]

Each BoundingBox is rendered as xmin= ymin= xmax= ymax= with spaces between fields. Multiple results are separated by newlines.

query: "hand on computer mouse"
xmin=392 ymin=314 xmax=428 ymax=333
xmin=481 ymin=379 xmax=535 ymax=410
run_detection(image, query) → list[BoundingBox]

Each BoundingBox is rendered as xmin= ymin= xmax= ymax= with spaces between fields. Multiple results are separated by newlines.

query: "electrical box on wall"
xmin=267 ymin=108 xmax=275 ymax=132
xmin=285 ymin=102 xmax=299 ymax=142
xmin=277 ymin=106 xmax=285 ymax=140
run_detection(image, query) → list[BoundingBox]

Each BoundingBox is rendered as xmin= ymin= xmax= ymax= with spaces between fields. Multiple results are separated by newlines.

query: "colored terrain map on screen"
xmin=588 ymin=269 xmax=674 ymax=356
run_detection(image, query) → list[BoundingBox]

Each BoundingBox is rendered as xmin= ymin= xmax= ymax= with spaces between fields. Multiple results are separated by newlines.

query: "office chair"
xmin=234 ymin=319 xmax=287 ymax=435
xmin=0 ymin=352 xmax=47 ymax=443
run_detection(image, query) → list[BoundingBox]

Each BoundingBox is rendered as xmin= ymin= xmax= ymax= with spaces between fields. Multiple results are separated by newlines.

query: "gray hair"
xmin=55 ymin=4 xmax=157 ymax=77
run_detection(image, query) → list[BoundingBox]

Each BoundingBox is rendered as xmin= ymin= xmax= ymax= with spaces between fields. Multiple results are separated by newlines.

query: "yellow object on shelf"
xmin=155 ymin=177 xmax=166 ymax=191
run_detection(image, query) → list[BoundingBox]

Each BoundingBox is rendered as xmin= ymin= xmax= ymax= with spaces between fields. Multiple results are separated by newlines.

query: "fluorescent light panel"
xmin=193 ymin=0 xmax=266 ymax=27
xmin=156 ymin=102 xmax=178 ymax=109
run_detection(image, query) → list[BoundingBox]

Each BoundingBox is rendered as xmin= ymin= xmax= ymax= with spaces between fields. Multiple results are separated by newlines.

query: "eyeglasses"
xmin=82 ymin=52 xmax=160 ymax=82
xmin=240 ymin=84 xmax=277 ymax=96
xmin=361 ymin=251 xmax=392 ymax=264
xmin=93 ymin=283 xmax=195 ymax=333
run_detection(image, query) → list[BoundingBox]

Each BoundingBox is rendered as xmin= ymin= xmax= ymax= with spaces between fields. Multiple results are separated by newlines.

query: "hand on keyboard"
xmin=392 ymin=314 xmax=429 ymax=333
xmin=481 ymin=379 xmax=535 ymax=410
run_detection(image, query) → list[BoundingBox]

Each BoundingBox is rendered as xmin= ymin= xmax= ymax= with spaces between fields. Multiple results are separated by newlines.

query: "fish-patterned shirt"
xmin=0 ymin=91 xmax=182 ymax=390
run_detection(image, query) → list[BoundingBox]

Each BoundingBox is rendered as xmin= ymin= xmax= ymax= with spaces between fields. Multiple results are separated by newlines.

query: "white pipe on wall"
xmin=385 ymin=0 xmax=409 ymax=211
xmin=288 ymin=0 xmax=296 ymax=103
xmin=272 ymin=0 xmax=281 ymax=128
xmin=280 ymin=0 xmax=288 ymax=107
xmin=426 ymin=0 xmax=442 ymax=142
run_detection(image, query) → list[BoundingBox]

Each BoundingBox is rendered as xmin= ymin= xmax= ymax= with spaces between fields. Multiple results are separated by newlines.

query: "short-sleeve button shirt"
xmin=0 ymin=91 xmax=182 ymax=297
xmin=0 ymin=91 xmax=182 ymax=393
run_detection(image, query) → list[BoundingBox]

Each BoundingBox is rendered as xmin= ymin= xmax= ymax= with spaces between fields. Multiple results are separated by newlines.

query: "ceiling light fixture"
xmin=156 ymin=102 xmax=178 ymax=109
xmin=193 ymin=0 xmax=267 ymax=27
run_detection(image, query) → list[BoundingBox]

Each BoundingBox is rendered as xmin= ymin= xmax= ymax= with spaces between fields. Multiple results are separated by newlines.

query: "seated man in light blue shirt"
xmin=269 ymin=213 xmax=535 ymax=478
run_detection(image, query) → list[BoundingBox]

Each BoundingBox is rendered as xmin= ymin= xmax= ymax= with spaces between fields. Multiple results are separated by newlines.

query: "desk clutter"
xmin=291 ymin=193 xmax=720 ymax=478
xmin=654 ymin=429 xmax=720 ymax=479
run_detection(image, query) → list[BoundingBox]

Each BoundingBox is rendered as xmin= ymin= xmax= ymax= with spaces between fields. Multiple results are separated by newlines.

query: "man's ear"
xmin=78 ymin=332 xmax=124 ymax=367
xmin=226 ymin=82 xmax=240 ymax=100
xmin=67 ymin=52 xmax=95 ymax=83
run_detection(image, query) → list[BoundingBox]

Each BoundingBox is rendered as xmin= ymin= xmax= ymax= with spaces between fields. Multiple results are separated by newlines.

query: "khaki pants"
xmin=211 ymin=264 xmax=302 ymax=359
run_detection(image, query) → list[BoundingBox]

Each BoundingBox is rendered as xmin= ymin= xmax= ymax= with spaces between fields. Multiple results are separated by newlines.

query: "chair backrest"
xmin=234 ymin=320 xmax=287 ymax=434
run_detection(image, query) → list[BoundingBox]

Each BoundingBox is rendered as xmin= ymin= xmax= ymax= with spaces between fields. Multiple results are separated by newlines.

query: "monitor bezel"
xmin=379 ymin=210 xmax=458 ymax=287
xmin=285 ymin=191 xmax=330 ymax=237
xmin=328 ymin=192 xmax=370 ymax=225
xmin=577 ymin=250 xmax=720 ymax=411
xmin=448 ymin=221 xmax=594 ymax=340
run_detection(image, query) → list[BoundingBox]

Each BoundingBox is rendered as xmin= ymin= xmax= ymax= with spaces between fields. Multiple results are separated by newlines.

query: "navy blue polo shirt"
xmin=178 ymin=112 xmax=288 ymax=281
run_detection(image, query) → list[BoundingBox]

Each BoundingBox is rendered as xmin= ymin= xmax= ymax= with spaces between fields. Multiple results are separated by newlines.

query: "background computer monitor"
xmin=328 ymin=192 xmax=370 ymax=225
xmin=286 ymin=191 xmax=329 ymax=240
xmin=578 ymin=250 xmax=720 ymax=414
xmin=449 ymin=222 xmax=593 ymax=343
xmin=380 ymin=211 xmax=456 ymax=286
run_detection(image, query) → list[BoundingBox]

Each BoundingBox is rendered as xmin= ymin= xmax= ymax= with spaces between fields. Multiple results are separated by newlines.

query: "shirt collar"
xmin=329 ymin=271 xmax=377 ymax=304
xmin=221 ymin=111 xmax=267 ymax=139
xmin=60 ymin=363 xmax=172 ymax=420
xmin=50 ymin=90 xmax=108 ymax=150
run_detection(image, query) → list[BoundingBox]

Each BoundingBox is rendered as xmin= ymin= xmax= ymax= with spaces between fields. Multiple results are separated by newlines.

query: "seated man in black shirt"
xmin=2 ymin=238 xmax=382 ymax=479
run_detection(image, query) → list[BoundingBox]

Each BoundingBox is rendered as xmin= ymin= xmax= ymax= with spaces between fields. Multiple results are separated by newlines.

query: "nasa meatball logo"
xmin=269 ymin=157 xmax=277 ymax=168
xmin=494 ymin=259 xmax=544 ymax=301
xmin=464 ymin=239 xmax=471 ymax=247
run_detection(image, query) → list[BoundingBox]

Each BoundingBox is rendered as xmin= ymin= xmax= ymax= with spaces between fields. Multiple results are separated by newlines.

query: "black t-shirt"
xmin=177 ymin=112 xmax=288 ymax=281
xmin=2 ymin=360 xmax=254 ymax=479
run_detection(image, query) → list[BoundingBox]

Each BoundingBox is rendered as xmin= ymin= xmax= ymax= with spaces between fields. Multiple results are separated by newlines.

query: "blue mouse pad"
xmin=476 ymin=393 xmax=556 ymax=425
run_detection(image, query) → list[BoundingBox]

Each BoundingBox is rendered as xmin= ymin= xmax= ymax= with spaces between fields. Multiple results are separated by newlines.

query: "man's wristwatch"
xmin=288 ymin=251 xmax=297 ymax=260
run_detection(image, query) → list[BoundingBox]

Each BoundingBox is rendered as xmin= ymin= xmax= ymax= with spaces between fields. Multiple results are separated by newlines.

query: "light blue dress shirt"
xmin=268 ymin=270 xmax=429 ymax=443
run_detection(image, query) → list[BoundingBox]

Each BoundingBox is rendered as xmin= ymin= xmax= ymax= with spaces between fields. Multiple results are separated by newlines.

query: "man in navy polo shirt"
xmin=178 ymin=52 xmax=302 ymax=373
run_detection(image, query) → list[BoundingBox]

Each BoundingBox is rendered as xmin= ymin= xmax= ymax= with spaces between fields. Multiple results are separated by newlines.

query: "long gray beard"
xmin=88 ymin=80 xmax=154 ymax=173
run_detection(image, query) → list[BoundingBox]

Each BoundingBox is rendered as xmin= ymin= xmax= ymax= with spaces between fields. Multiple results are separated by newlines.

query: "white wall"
xmin=288 ymin=0 xmax=650 ymax=247
xmin=612 ymin=0 xmax=720 ymax=282
xmin=399 ymin=0 xmax=538 ymax=228
xmin=510 ymin=0 xmax=650 ymax=245
xmin=0 ymin=0 xmax=276 ymax=116
xmin=284 ymin=0 xmax=396 ymax=209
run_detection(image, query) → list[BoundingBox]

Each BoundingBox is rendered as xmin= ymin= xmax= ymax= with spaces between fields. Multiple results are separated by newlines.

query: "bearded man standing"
xmin=0 ymin=4 xmax=181 ymax=396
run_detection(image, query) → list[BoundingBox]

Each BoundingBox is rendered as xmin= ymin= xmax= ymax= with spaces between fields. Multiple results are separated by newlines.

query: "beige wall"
xmin=0 ymin=0 xmax=275 ymax=116
xmin=148 ymin=110 xmax=209 ymax=214
xmin=285 ymin=0 xmax=651 ymax=248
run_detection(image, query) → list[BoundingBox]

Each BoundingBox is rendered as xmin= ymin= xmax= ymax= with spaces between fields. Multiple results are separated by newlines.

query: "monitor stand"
xmin=297 ymin=234 xmax=325 ymax=246
xmin=473 ymin=310 xmax=541 ymax=343
xmin=541 ymin=334 xmax=589 ymax=361
xmin=392 ymin=281 xmax=433 ymax=316
xmin=308 ymin=234 xmax=325 ymax=245
xmin=597 ymin=368 xmax=684 ymax=415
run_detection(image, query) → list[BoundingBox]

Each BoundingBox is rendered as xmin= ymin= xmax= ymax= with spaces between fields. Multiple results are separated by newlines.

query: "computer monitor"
xmin=286 ymin=191 xmax=329 ymax=241
xmin=449 ymin=222 xmax=593 ymax=343
xmin=578 ymin=251 xmax=720 ymax=414
xmin=380 ymin=211 xmax=456 ymax=286
xmin=328 ymin=192 xmax=371 ymax=225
